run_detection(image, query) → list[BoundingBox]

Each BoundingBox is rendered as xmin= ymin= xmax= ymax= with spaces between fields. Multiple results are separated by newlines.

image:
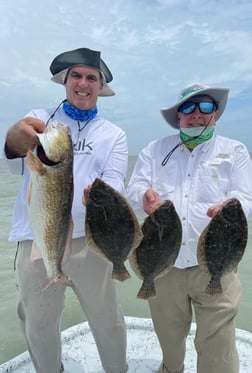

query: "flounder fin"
xmin=128 ymin=249 xmax=144 ymax=280
xmin=85 ymin=220 xmax=111 ymax=263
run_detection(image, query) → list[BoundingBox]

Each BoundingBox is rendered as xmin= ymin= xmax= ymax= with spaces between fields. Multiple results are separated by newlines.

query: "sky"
xmin=1 ymin=0 xmax=252 ymax=155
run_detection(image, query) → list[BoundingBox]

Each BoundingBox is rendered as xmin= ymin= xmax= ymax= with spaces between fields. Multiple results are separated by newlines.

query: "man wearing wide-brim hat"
xmin=50 ymin=47 xmax=115 ymax=97
xmin=126 ymin=83 xmax=252 ymax=373
xmin=3 ymin=47 xmax=128 ymax=373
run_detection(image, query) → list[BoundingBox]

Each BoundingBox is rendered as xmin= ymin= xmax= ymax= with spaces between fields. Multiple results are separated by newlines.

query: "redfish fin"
xmin=61 ymin=216 xmax=74 ymax=266
xmin=41 ymin=274 xmax=73 ymax=293
xmin=27 ymin=180 xmax=32 ymax=207
xmin=30 ymin=241 xmax=42 ymax=261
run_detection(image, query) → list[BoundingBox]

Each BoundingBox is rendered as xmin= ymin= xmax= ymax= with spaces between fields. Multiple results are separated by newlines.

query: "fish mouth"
xmin=36 ymin=145 xmax=60 ymax=166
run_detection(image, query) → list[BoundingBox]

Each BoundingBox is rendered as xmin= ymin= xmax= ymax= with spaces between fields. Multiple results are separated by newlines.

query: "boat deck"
xmin=1 ymin=317 xmax=252 ymax=372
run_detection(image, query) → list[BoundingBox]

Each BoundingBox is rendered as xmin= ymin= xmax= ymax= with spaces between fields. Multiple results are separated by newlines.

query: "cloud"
xmin=0 ymin=0 xmax=252 ymax=154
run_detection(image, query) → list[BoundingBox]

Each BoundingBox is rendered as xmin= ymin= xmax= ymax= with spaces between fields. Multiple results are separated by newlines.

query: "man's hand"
xmin=143 ymin=189 xmax=162 ymax=214
xmin=207 ymin=202 xmax=224 ymax=218
xmin=82 ymin=184 xmax=92 ymax=205
xmin=5 ymin=117 xmax=46 ymax=158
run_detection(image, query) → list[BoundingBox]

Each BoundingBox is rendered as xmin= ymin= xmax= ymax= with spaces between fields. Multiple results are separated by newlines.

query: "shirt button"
xmin=187 ymin=173 xmax=191 ymax=177
xmin=185 ymin=194 xmax=188 ymax=198
xmin=182 ymin=217 xmax=186 ymax=220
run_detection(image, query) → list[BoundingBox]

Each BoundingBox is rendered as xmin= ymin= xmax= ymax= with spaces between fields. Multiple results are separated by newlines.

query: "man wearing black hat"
xmin=3 ymin=48 xmax=128 ymax=373
xmin=126 ymin=83 xmax=252 ymax=373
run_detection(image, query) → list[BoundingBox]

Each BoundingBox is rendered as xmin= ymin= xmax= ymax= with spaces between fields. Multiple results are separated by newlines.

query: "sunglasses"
xmin=178 ymin=101 xmax=217 ymax=114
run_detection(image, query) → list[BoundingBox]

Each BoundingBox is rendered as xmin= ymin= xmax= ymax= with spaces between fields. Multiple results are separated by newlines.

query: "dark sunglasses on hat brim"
xmin=178 ymin=101 xmax=218 ymax=114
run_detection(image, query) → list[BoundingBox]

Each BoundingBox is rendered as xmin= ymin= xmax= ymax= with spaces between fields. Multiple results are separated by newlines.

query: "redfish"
xmin=26 ymin=121 xmax=73 ymax=290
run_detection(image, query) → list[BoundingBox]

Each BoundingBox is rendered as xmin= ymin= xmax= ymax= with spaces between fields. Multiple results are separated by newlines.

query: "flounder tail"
xmin=137 ymin=279 xmax=156 ymax=299
xmin=112 ymin=263 xmax=131 ymax=282
xmin=205 ymin=277 xmax=223 ymax=296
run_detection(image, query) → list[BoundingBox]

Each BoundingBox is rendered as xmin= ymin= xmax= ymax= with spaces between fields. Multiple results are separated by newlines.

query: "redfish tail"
xmin=40 ymin=273 xmax=73 ymax=293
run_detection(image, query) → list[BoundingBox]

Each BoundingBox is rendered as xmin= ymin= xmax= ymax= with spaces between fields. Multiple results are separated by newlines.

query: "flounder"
xmin=197 ymin=198 xmax=248 ymax=295
xmin=26 ymin=121 xmax=73 ymax=291
xmin=85 ymin=178 xmax=143 ymax=281
xmin=129 ymin=200 xmax=182 ymax=299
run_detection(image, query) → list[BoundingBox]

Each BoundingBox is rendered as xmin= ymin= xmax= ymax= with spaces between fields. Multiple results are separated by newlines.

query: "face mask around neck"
xmin=180 ymin=125 xmax=215 ymax=137
xmin=179 ymin=125 xmax=215 ymax=149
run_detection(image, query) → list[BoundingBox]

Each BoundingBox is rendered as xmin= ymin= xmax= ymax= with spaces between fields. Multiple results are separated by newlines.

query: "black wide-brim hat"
xmin=49 ymin=47 xmax=115 ymax=96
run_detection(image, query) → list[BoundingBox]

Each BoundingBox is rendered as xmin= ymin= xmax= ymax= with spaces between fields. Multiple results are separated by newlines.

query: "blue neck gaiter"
xmin=63 ymin=101 xmax=98 ymax=121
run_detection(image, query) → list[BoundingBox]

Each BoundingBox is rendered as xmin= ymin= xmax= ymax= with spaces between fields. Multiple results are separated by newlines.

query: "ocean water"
xmin=0 ymin=157 xmax=251 ymax=365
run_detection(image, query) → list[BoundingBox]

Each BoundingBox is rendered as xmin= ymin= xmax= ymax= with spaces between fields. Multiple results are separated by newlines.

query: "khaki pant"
xmin=15 ymin=238 xmax=127 ymax=373
xmin=148 ymin=266 xmax=241 ymax=373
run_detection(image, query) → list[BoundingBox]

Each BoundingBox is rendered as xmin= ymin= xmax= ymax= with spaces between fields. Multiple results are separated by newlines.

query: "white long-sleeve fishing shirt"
xmin=4 ymin=107 xmax=128 ymax=242
xmin=126 ymin=133 xmax=252 ymax=269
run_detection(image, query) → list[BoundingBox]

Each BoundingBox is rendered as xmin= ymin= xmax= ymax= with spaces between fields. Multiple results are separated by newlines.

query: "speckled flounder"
xmin=197 ymin=198 xmax=248 ymax=295
xmin=26 ymin=121 xmax=74 ymax=291
xmin=129 ymin=200 xmax=182 ymax=299
xmin=85 ymin=178 xmax=143 ymax=281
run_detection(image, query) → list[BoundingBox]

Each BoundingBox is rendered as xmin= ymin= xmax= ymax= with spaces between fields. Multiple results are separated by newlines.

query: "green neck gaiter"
xmin=180 ymin=125 xmax=215 ymax=150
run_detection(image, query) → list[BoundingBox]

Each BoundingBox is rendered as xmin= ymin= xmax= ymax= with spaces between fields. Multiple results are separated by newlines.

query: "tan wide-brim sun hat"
xmin=50 ymin=47 xmax=115 ymax=97
xmin=160 ymin=83 xmax=229 ymax=129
